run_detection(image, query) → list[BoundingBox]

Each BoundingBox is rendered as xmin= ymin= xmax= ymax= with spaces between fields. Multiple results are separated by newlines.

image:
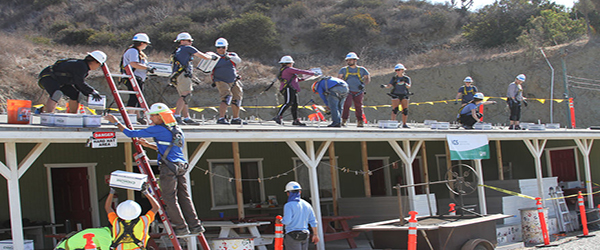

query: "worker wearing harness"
xmin=37 ymin=51 xmax=105 ymax=113
xmin=457 ymin=92 xmax=496 ymax=129
xmin=171 ymin=32 xmax=218 ymax=125
xmin=104 ymin=185 xmax=159 ymax=250
xmin=212 ymin=38 xmax=245 ymax=125
xmin=338 ymin=52 xmax=370 ymax=127
xmin=381 ymin=63 xmax=412 ymax=128
xmin=276 ymin=181 xmax=319 ymax=250
xmin=121 ymin=33 xmax=155 ymax=125
xmin=455 ymin=76 xmax=478 ymax=106
xmin=311 ymin=76 xmax=349 ymax=127
xmin=507 ymin=74 xmax=527 ymax=130
xmin=105 ymin=103 xmax=204 ymax=236
xmin=273 ymin=55 xmax=316 ymax=126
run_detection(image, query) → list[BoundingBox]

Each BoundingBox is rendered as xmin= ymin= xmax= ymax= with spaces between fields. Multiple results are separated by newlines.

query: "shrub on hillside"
xmin=518 ymin=9 xmax=585 ymax=47
xmin=217 ymin=12 xmax=280 ymax=59
xmin=307 ymin=12 xmax=380 ymax=55
xmin=57 ymin=28 xmax=97 ymax=45
xmin=189 ymin=6 xmax=235 ymax=23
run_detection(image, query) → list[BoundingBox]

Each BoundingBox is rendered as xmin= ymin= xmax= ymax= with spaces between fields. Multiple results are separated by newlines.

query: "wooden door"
xmin=549 ymin=149 xmax=577 ymax=182
xmin=52 ymin=167 xmax=92 ymax=231
xmin=368 ymin=159 xmax=387 ymax=196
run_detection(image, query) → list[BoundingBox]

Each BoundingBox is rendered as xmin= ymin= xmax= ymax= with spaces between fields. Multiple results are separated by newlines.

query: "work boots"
xmin=342 ymin=119 xmax=347 ymax=127
xmin=357 ymin=120 xmax=364 ymax=128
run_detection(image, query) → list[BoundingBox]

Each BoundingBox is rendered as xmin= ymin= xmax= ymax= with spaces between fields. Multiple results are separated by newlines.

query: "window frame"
xmin=207 ymin=158 xmax=265 ymax=210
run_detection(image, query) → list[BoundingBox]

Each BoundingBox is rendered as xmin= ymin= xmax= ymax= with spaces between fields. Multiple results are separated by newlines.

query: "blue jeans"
xmin=326 ymin=85 xmax=349 ymax=125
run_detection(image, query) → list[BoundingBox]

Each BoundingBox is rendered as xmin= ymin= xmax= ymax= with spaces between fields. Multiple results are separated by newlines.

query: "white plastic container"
xmin=40 ymin=113 xmax=55 ymax=126
xmin=83 ymin=115 xmax=102 ymax=127
xmin=196 ymin=52 xmax=219 ymax=73
xmin=424 ymin=120 xmax=437 ymax=126
xmin=115 ymin=114 xmax=138 ymax=124
xmin=431 ymin=122 xmax=450 ymax=130
xmin=147 ymin=62 xmax=173 ymax=77
xmin=87 ymin=95 xmax=106 ymax=110
xmin=378 ymin=120 xmax=399 ymax=129
xmin=473 ymin=122 xmax=492 ymax=130
xmin=528 ymin=124 xmax=546 ymax=130
xmin=54 ymin=113 xmax=84 ymax=127
xmin=109 ymin=170 xmax=148 ymax=191
xmin=546 ymin=123 xmax=560 ymax=129
xmin=0 ymin=239 xmax=34 ymax=250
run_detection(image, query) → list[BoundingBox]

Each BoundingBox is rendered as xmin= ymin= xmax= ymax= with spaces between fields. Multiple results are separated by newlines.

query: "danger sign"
xmin=89 ymin=131 xmax=117 ymax=148
xmin=93 ymin=132 xmax=115 ymax=139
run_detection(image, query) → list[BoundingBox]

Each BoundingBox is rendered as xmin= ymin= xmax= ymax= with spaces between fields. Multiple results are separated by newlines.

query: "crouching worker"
xmin=105 ymin=184 xmax=159 ymax=249
xmin=276 ymin=181 xmax=319 ymax=250
xmin=311 ymin=76 xmax=349 ymax=127
xmin=104 ymin=103 xmax=204 ymax=236
xmin=457 ymin=92 xmax=496 ymax=129
xmin=38 ymin=51 xmax=105 ymax=113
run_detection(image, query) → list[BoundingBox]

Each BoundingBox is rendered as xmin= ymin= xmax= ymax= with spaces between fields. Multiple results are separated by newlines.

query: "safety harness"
xmin=461 ymin=85 xmax=476 ymax=95
xmin=341 ymin=66 xmax=364 ymax=83
xmin=118 ymin=47 xmax=143 ymax=85
xmin=110 ymin=218 xmax=145 ymax=249
xmin=278 ymin=66 xmax=296 ymax=91
xmin=38 ymin=58 xmax=78 ymax=89
xmin=169 ymin=47 xmax=191 ymax=86
xmin=154 ymin=124 xmax=184 ymax=175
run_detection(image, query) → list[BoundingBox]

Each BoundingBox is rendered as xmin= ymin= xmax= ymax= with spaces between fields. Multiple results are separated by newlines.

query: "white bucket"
xmin=211 ymin=238 xmax=254 ymax=250
xmin=196 ymin=52 xmax=219 ymax=73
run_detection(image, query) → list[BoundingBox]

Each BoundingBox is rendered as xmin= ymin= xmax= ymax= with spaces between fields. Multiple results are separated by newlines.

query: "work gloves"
xmin=90 ymin=91 xmax=102 ymax=102
xmin=147 ymin=66 xmax=156 ymax=74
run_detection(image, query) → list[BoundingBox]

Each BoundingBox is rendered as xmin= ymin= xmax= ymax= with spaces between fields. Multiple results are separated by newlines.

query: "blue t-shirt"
xmin=314 ymin=77 xmax=348 ymax=106
xmin=458 ymin=85 xmax=478 ymax=103
xmin=460 ymin=102 xmax=481 ymax=115
xmin=173 ymin=45 xmax=200 ymax=74
xmin=212 ymin=52 xmax=240 ymax=83
xmin=122 ymin=125 xmax=186 ymax=163
xmin=338 ymin=66 xmax=369 ymax=92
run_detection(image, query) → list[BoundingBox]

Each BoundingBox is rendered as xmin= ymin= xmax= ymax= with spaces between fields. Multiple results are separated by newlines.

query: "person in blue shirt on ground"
xmin=457 ymin=92 xmax=496 ymax=129
xmin=381 ymin=63 xmax=411 ymax=128
xmin=171 ymin=32 xmax=218 ymax=125
xmin=276 ymin=181 xmax=319 ymax=250
xmin=507 ymin=74 xmax=527 ymax=130
xmin=455 ymin=76 xmax=478 ymax=106
xmin=311 ymin=76 xmax=349 ymax=127
xmin=211 ymin=38 xmax=245 ymax=125
xmin=104 ymin=103 xmax=204 ymax=236
xmin=338 ymin=52 xmax=370 ymax=127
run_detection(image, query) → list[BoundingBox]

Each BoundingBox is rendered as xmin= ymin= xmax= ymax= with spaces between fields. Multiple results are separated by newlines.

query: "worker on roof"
xmin=104 ymin=183 xmax=159 ymax=249
xmin=37 ymin=51 xmax=105 ymax=113
xmin=507 ymin=74 xmax=527 ymax=130
xmin=121 ymin=33 xmax=155 ymax=125
xmin=381 ymin=63 xmax=412 ymax=128
xmin=455 ymin=76 xmax=478 ymax=106
xmin=276 ymin=181 xmax=319 ymax=250
xmin=272 ymin=55 xmax=317 ymax=126
xmin=104 ymin=103 xmax=204 ymax=236
xmin=311 ymin=76 xmax=349 ymax=127
xmin=211 ymin=37 xmax=246 ymax=125
xmin=457 ymin=92 xmax=496 ymax=129
xmin=338 ymin=52 xmax=370 ymax=127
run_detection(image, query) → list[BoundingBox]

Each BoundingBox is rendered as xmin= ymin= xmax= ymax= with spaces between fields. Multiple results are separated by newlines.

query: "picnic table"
xmin=322 ymin=215 xmax=361 ymax=248
xmin=1 ymin=224 xmax=63 ymax=249
xmin=202 ymin=221 xmax=273 ymax=250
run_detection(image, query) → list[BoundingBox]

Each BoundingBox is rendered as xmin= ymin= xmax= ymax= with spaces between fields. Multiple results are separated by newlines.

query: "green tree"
xmin=518 ymin=9 xmax=585 ymax=47
xmin=218 ymin=12 xmax=280 ymax=59
xmin=309 ymin=12 xmax=380 ymax=55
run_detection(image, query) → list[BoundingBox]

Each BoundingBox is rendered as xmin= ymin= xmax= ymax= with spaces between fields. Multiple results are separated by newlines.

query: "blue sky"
xmin=429 ymin=0 xmax=576 ymax=9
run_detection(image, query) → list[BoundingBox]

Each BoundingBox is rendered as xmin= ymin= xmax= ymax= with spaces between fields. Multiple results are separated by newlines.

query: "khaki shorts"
xmin=215 ymin=81 xmax=243 ymax=102
xmin=176 ymin=74 xmax=193 ymax=95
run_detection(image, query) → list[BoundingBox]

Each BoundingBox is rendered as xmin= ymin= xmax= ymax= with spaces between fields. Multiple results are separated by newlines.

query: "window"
xmin=208 ymin=159 xmax=264 ymax=209
xmin=293 ymin=158 xmax=338 ymax=200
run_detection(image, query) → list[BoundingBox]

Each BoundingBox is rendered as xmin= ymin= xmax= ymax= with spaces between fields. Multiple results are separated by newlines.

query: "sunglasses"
xmin=216 ymin=46 xmax=226 ymax=49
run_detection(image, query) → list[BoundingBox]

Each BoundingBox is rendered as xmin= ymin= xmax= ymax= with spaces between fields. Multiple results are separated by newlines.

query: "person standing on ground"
xmin=311 ymin=76 xmax=349 ymax=127
xmin=37 ymin=51 xmax=105 ymax=113
xmin=381 ymin=63 xmax=411 ymax=128
xmin=105 ymin=184 xmax=159 ymax=249
xmin=104 ymin=103 xmax=204 ymax=236
xmin=276 ymin=181 xmax=319 ymax=250
xmin=507 ymin=74 xmax=527 ymax=130
xmin=338 ymin=52 xmax=370 ymax=127
xmin=458 ymin=92 xmax=496 ymax=129
xmin=273 ymin=55 xmax=316 ymax=126
xmin=455 ymin=76 xmax=478 ymax=106
xmin=211 ymin=38 xmax=245 ymax=125
xmin=121 ymin=33 xmax=155 ymax=124
xmin=171 ymin=32 xmax=218 ymax=125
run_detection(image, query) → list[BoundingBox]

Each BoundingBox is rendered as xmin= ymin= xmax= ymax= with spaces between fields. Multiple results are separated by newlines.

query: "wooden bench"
xmin=322 ymin=216 xmax=361 ymax=248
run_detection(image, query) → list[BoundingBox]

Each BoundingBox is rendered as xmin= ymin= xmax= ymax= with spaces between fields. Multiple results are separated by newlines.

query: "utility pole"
xmin=560 ymin=48 xmax=571 ymax=128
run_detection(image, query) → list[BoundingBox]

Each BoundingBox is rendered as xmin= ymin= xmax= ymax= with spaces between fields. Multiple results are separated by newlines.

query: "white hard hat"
xmin=148 ymin=103 xmax=172 ymax=115
xmin=473 ymin=92 xmax=484 ymax=99
xmin=215 ymin=37 xmax=229 ymax=47
xmin=87 ymin=50 xmax=107 ymax=65
xmin=394 ymin=64 xmax=406 ymax=70
xmin=116 ymin=200 xmax=142 ymax=220
xmin=464 ymin=76 xmax=473 ymax=82
xmin=284 ymin=181 xmax=302 ymax=192
xmin=345 ymin=52 xmax=359 ymax=60
xmin=132 ymin=33 xmax=151 ymax=44
xmin=516 ymin=74 xmax=526 ymax=81
xmin=279 ymin=55 xmax=294 ymax=64
xmin=174 ymin=32 xmax=193 ymax=42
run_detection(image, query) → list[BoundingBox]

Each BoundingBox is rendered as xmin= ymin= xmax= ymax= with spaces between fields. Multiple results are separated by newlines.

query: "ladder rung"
xmin=118 ymin=90 xmax=139 ymax=94
xmin=112 ymin=73 xmax=132 ymax=78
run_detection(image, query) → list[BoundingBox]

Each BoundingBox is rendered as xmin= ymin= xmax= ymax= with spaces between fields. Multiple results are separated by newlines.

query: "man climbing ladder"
xmin=102 ymin=64 xmax=211 ymax=250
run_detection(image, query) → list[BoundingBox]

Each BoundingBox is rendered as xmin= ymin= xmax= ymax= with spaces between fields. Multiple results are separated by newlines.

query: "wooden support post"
xmin=232 ymin=142 xmax=245 ymax=219
xmin=420 ymin=142 xmax=433 ymax=216
xmin=496 ymin=141 xmax=504 ymax=180
xmin=125 ymin=142 xmax=134 ymax=200
xmin=328 ymin=143 xmax=339 ymax=216
xmin=361 ymin=141 xmax=371 ymax=198
xmin=444 ymin=142 xmax=455 ymax=199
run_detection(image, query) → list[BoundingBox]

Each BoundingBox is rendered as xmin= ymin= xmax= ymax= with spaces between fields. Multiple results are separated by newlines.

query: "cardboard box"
xmin=54 ymin=114 xmax=84 ymax=127
xmin=378 ymin=120 xmax=398 ymax=129
xmin=0 ymin=239 xmax=34 ymax=250
xmin=109 ymin=170 xmax=148 ymax=191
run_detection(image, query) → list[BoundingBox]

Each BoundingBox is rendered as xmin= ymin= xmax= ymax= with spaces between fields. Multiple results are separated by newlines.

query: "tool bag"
xmin=287 ymin=231 xmax=309 ymax=241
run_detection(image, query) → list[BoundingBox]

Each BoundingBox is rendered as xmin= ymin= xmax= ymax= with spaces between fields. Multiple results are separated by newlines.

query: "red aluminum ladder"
xmin=102 ymin=64 xmax=211 ymax=250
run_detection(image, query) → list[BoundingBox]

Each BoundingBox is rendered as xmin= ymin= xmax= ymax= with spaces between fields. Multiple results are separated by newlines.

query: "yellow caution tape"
xmin=481 ymin=183 xmax=600 ymax=201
